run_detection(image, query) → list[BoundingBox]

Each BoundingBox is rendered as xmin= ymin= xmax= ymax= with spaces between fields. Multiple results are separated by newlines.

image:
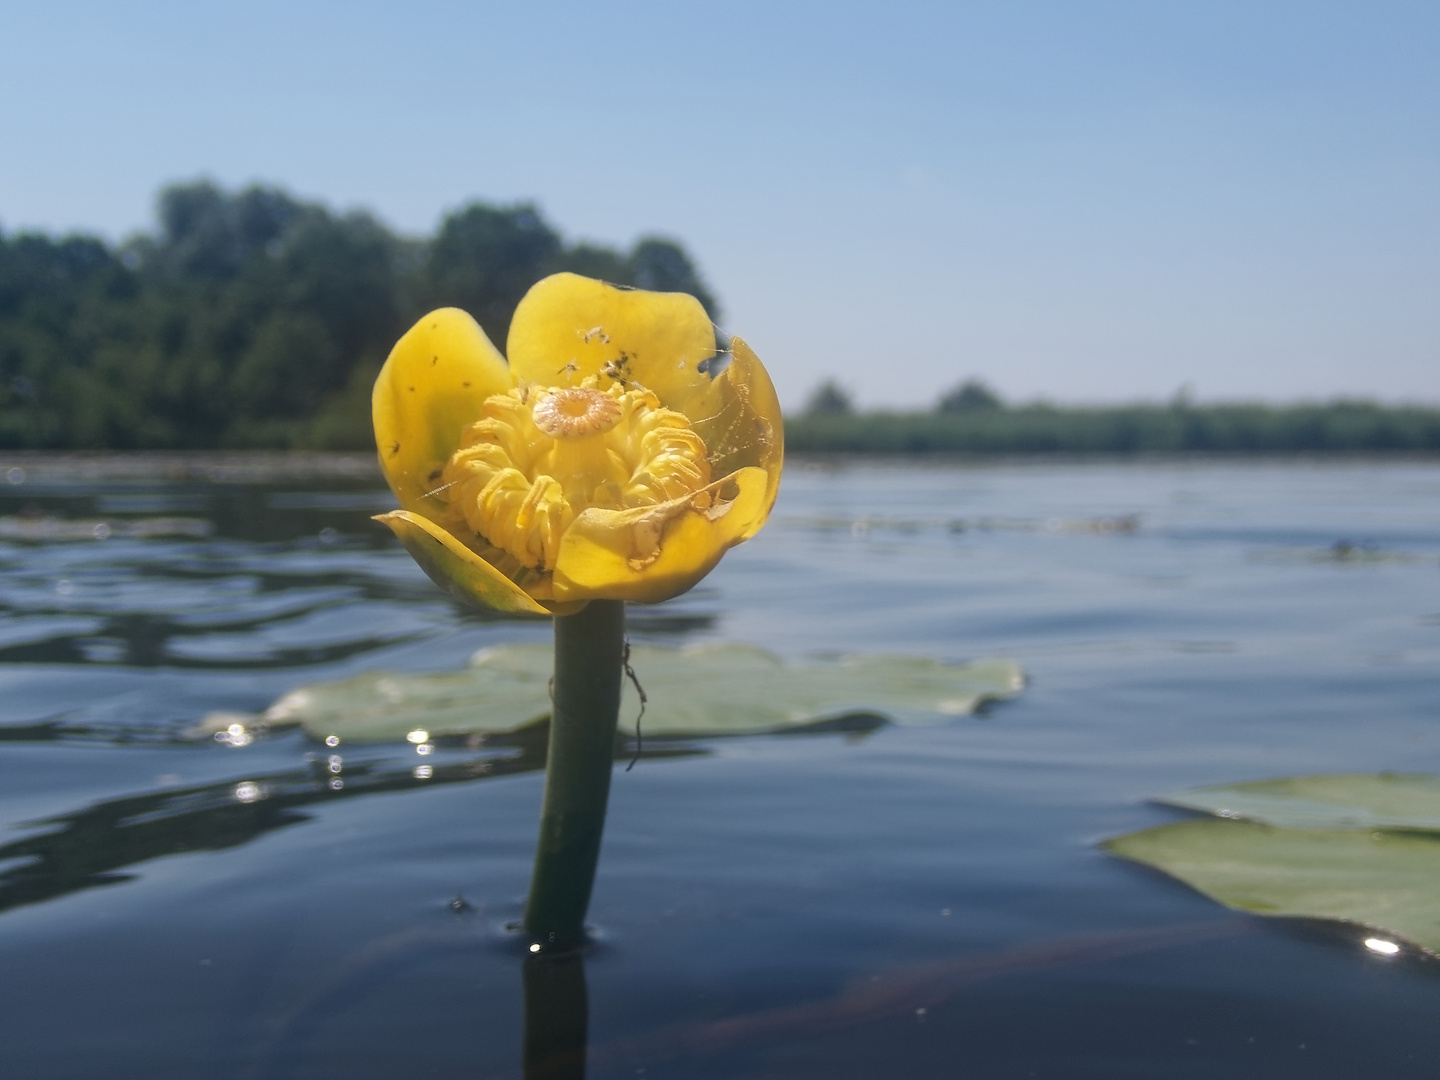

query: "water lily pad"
xmin=1104 ymin=818 xmax=1440 ymax=955
xmin=255 ymin=643 xmax=1024 ymax=743
xmin=1106 ymin=773 xmax=1440 ymax=957
xmin=1156 ymin=773 xmax=1440 ymax=832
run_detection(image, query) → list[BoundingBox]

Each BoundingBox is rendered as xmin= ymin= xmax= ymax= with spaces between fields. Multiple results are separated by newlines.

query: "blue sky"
xmin=2 ymin=0 xmax=1436 ymax=409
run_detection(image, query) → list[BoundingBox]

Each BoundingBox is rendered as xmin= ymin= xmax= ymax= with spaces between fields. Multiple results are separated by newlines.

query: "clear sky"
xmin=2 ymin=0 xmax=1436 ymax=410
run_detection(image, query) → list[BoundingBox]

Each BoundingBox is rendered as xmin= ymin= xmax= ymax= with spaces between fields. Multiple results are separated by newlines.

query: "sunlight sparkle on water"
xmin=214 ymin=722 xmax=253 ymax=748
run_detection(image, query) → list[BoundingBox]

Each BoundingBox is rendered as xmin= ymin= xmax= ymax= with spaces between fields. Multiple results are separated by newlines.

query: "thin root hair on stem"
xmin=622 ymin=638 xmax=647 ymax=771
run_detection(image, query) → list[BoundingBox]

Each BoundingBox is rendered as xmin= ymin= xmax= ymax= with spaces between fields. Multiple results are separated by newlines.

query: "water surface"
xmin=1 ymin=457 xmax=1438 ymax=1078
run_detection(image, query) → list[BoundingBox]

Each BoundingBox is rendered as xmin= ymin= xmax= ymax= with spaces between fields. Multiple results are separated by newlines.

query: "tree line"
xmin=792 ymin=379 xmax=1440 ymax=455
xmin=0 ymin=181 xmax=717 ymax=449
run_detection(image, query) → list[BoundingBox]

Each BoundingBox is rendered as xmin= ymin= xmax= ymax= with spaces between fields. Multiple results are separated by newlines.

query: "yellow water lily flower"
xmin=372 ymin=273 xmax=783 ymax=615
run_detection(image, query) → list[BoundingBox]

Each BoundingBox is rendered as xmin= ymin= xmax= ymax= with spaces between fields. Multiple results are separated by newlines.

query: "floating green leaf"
xmin=1105 ymin=772 xmax=1440 ymax=957
xmin=1104 ymin=819 xmax=1440 ymax=955
xmin=1156 ymin=773 xmax=1440 ymax=832
xmin=247 ymin=643 xmax=1023 ymax=744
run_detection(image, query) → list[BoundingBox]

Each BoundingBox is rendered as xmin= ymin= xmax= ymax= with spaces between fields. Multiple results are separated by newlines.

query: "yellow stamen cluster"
xmin=442 ymin=380 xmax=711 ymax=571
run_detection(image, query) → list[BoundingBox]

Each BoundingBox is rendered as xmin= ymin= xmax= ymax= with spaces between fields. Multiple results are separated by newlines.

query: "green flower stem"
xmin=523 ymin=599 xmax=625 ymax=951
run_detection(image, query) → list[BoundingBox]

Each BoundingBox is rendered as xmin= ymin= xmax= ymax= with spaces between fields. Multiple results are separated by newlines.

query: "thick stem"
xmin=523 ymin=599 xmax=625 ymax=952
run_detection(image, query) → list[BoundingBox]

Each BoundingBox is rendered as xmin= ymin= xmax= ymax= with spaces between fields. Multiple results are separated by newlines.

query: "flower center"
xmin=531 ymin=387 xmax=622 ymax=439
xmin=442 ymin=380 xmax=711 ymax=571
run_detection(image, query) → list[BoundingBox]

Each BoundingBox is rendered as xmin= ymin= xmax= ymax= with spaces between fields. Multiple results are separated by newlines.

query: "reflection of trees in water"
xmin=0 ymin=724 xmax=699 ymax=918
xmin=0 ymin=594 xmax=716 ymax=667
xmin=0 ymin=541 xmax=717 ymax=670
xmin=0 ymin=476 xmax=719 ymax=673
xmin=0 ymin=613 xmax=417 ymax=668
xmin=0 ymin=560 xmax=438 ymax=668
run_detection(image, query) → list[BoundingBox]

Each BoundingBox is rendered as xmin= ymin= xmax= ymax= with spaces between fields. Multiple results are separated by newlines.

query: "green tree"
xmin=938 ymin=379 xmax=1003 ymax=413
xmin=423 ymin=203 xmax=562 ymax=348
xmin=805 ymin=380 xmax=854 ymax=416
xmin=628 ymin=237 xmax=719 ymax=320
xmin=0 ymin=180 xmax=722 ymax=449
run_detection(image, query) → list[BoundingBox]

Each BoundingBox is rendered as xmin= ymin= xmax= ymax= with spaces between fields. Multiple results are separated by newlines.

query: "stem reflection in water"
xmin=523 ymin=951 xmax=590 ymax=1080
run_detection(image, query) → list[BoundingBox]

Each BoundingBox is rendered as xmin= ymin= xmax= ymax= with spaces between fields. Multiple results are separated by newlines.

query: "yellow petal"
xmin=373 ymin=309 xmax=514 ymax=513
xmin=507 ymin=273 xmax=721 ymax=415
xmin=694 ymin=336 xmax=784 ymax=540
xmin=374 ymin=510 xmax=584 ymax=617
xmin=551 ymin=467 xmax=769 ymax=603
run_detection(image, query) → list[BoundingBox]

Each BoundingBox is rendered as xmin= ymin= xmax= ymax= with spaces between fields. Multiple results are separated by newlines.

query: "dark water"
xmin=1 ymin=456 xmax=1438 ymax=1078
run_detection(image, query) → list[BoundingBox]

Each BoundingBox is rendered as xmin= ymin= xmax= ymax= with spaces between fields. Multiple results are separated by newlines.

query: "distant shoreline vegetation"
xmin=788 ymin=380 xmax=1440 ymax=456
xmin=0 ymin=180 xmax=716 ymax=450
xmin=4 ymin=188 xmax=1434 ymax=458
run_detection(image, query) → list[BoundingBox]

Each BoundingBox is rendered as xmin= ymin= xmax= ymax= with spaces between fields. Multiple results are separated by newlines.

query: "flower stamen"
xmin=443 ymin=381 xmax=712 ymax=571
